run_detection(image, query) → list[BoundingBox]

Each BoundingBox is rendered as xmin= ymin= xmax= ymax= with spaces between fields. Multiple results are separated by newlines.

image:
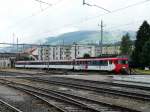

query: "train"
xmin=15 ymin=57 xmax=129 ymax=74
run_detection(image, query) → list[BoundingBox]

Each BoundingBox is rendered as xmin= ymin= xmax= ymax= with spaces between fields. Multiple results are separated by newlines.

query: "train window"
xmin=76 ymin=61 xmax=79 ymax=65
xmin=83 ymin=61 xmax=85 ymax=64
xmin=81 ymin=61 xmax=84 ymax=65
xmin=98 ymin=61 xmax=102 ymax=65
xmin=53 ymin=62 xmax=56 ymax=65
xmin=58 ymin=62 xmax=61 ymax=65
xmin=92 ymin=61 xmax=96 ymax=65
xmin=96 ymin=61 xmax=100 ymax=65
xmin=88 ymin=61 xmax=92 ymax=65
xmin=70 ymin=62 xmax=72 ymax=65
xmin=101 ymin=60 xmax=108 ymax=66
xmin=94 ymin=61 xmax=98 ymax=65
xmin=109 ymin=61 xmax=112 ymax=64
xmin=85 ymin=61 xmax=88 ymax=65
xmin=75 ymin=61 xmax=77 ymax=65
xmin=119 ymin=60 xmax=128 ymax=64
xmin=114 ymin=60 xmax=118 ymax=64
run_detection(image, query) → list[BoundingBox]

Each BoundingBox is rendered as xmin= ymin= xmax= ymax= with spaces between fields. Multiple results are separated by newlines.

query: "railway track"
xmin=23 ymin=77 xmax=150 ymax=101
xmin=73 ymin=77 xmax=150 ymax=90
xmin=0 ymin=82 xmax=68 ymax=112
xmin=0 ymin=99 xmax=23 ymax=112
xmin=42 ymin=77 xmax=150 ymax=91
xmin=0 ymin=79 xmax=139 ymax=112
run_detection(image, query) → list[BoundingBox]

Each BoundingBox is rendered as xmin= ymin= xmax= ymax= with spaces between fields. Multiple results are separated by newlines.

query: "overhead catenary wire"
xmin=109 ymin=0 xmax=150 ymax=14
xmin=1 ymin=0 xmax=150 ymax=43
xmin=29 ymin=0 xmax=150 ymax=39
xmin=82 ymin=0 xmax=150 ymax=25
xmin=105 ymin=17 xmax=150 ymax=31
xmin=2 ymin=0 xmax=63 ymax=32
xmin=83 ymin=0 xmax=111 ymax=12
xmin=34 ymin=0 xmax=52 ymax=6
xmin=8 ymin=0 xmax=149 ymax=34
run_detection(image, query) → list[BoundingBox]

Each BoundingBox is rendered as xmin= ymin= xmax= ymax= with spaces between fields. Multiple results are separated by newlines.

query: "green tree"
xmin=132 ymin=21 xmax=150 ymax=65
xmin=120 ymin=33 xmax=132 ymax=55
xmin=141 ymin=40 xmax=150 ymax=67
xmin=83 ymin=53 xmax=90 ymax=58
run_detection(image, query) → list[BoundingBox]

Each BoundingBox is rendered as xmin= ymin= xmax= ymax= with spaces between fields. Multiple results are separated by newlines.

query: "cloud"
xmin=55 ymin=27 xmax=79 ymax=36
xmin=0 ymin=0 xmax=150 ymax=43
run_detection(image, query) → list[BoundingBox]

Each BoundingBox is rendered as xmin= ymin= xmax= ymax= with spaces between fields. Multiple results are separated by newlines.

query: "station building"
xmin=0 ymin=53 xmax=16 ymax=68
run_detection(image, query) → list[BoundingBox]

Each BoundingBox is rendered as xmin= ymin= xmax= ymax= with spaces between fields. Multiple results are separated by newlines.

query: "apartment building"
xmin=102 ymin=45 xmax=120 ymax=55
xmin=38 ymin=44 xmax=121 ymax=61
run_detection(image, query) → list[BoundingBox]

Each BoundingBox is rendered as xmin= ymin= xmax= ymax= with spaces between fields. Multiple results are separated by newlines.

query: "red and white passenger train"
xmin=15 ymin=57 xmax=128 ymax=74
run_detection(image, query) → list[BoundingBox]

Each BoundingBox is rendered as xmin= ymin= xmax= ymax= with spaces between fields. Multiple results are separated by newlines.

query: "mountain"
xmin=0 ymin=30 xmax=136 ymax=53
xmin=44 ymin=30 xmax=136 ymax=45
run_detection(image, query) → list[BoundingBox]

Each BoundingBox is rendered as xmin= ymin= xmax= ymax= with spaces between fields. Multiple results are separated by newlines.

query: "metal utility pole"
xmin=74 ymin=42 xmax=77 ymax=59
xmin=83 ymin=0 xmax=85 ymax=5
xmin=98 ymin=20 xmax=104 ymax=55
xmin=47 ymin=45 xmax=50 ymax=71
xmin=22 ymin=44 xmax=25 ymax=53
xmin=12 ymin=33 xmax=15 ymax=47
xmin=60 ymin=40 xmax=64 ymax=60
xmin=17 ymin=38 xmax=19 ymax=53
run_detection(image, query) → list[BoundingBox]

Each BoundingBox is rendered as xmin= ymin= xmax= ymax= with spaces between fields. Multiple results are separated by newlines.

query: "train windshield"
xmin=118 ymin=60 xmax=128 ymax=64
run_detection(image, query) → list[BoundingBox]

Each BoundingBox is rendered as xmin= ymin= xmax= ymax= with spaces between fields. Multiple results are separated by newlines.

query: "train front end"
xmin=113 ymin=58 xmax=129 ymax=74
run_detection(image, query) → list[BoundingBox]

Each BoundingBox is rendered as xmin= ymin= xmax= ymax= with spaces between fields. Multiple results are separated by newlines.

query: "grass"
xmin=135 ymin=69 xmax=150 ymax=75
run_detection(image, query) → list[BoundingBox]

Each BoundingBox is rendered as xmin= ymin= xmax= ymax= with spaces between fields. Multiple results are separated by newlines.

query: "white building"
xmin=0 ymin=58 xmax=11 ymax=68
xmin=38 ymin=44 xmax=120 ymax=61
xmin=102 ymin=45 xmax=120 ymax=55
xmin=70 ymin=44 xmax=95 ymax=59
xmin=38 ymin=45 xmax=72 ymax=61
xmin=0 ymin=53 xmax=17 ymax=68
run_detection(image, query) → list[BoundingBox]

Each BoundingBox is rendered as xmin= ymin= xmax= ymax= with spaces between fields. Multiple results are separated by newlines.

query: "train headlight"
xmin=122 ymin=66 xmax=126 ymax=69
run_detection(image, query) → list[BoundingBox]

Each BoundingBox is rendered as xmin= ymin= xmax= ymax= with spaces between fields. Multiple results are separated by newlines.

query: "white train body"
xmin=15 ymin=58 xmax=128 ymax=73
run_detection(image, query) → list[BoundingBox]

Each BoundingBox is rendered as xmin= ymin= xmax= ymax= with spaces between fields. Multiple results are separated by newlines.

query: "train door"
xmin=100 ymin=60 xmax=109 ymax=71
xmin=85 ymin=61 xmax=88 ymax=70
xmin=108 ymin=60 xmax=115 ymax=71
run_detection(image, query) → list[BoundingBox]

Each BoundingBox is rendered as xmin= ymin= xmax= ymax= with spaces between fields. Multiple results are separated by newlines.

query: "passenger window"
xmin=109 ymin=61 xmax=112 ymax=64
xmin=99 ymin=61 xmax=102 ymax=65
xmin=93 ymin=61 xmax=97 ymax=65
xmin=114 ymin=60 xmax=118 ymax=64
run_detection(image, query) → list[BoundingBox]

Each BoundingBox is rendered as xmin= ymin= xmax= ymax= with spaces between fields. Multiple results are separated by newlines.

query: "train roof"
xmin=16 ymin=57 xmax=128 ymax=63
xmin=75 ymin=57 xmax=128 ymax=61
xmin=16 ymin=59 xmax=73 ymax=63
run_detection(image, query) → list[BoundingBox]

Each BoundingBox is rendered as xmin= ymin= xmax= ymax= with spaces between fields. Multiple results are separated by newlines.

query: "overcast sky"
xmin=0 ymin=0 xmax=150 ymax=44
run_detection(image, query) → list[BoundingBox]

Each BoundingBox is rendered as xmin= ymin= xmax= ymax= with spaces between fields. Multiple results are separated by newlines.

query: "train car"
xmin=15 ymin=60 xmax=74 ymax=70
xmin=15 ymin=57 xmax=128 ymax=74
xmin=74 ymin=58 xmax=128 ymax=73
